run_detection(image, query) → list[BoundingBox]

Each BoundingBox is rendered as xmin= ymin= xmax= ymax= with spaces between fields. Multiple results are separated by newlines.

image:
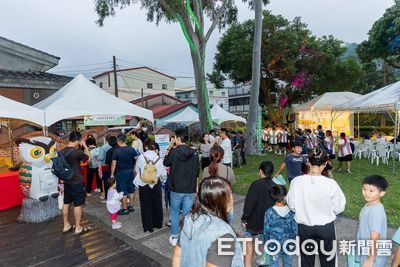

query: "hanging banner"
xmin=84 ymin=115 xmax=125 ymax=126
xmin=155 ymin=134 xmax=170 ymax=159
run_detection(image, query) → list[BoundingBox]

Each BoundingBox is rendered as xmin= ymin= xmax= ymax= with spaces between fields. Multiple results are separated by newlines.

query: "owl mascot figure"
xmin=16 ymin=136 xmax=60 ymax=223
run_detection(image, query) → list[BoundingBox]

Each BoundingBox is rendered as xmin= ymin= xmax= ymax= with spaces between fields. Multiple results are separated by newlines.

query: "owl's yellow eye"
xmin=30 ymin=147 xmax=44 ymax=159
xmin=50 ymin=146 xmax=57 ymax=157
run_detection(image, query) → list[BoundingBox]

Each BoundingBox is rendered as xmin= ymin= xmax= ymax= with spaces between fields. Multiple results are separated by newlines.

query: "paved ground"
xmin=0 ymin=206 xmax=160 ymax=267
xmin=84 ymin=191 xmax=398 ymax=266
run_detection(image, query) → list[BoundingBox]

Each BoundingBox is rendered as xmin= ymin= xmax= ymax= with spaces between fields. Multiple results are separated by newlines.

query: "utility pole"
xmin=113 ymin=55 xmax=118 ymax=97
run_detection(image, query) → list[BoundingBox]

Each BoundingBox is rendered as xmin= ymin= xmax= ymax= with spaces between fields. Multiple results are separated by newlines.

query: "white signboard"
xmin=155 ymin=134 xmax=170 ymax=159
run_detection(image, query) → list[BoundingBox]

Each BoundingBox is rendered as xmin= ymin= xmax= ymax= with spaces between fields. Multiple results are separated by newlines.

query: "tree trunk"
xmin=191 ymin=44 xmax=212 ymax=133
xmin=246 ymin=0 xmax=263 ymax=155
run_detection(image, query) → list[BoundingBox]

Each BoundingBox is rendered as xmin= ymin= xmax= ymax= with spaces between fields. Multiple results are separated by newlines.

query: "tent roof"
xmin=0 ymin=94 xmax=44 ymax=126
xmin=163 ymin=105 xmax=246 ymax=125
xmin=294 ymin=92 xmax=362 ymax=111
xmin=164 ymin=106 xmax=199 ymax=125
xmin=211 ymin=105 xmax=246 ymax=124
xmin=34 ymin=74 xmax=153 ymax=126
xmin=334 ymin=81 xmax=400 ymax=112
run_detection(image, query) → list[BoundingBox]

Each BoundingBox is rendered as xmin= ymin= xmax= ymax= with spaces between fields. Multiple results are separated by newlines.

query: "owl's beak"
xmin=44 ymin=154 xmax=51 ymax=163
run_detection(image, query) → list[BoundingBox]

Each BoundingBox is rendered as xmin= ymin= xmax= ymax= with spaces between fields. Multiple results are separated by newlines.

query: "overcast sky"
xmin=0 ymin=0 xmax=395 ymax=88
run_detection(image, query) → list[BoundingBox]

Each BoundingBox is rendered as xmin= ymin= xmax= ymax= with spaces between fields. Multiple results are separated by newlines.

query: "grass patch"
xmin=232 ymin=154 xmax=400 ymax=226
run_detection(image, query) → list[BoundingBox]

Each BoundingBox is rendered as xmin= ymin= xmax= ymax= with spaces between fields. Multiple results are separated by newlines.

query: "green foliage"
xmin=125 ymin=134 xmax=133 ymax=146
xmin=210 ymin=11 xmax=362 ymax=107
xmin=358 ymin=126 xmax=395 ymax=136
xmin=357 ymin=0 xmax=400 ymax=69
xmin=353 ymin=61 xmax=398 ymax=94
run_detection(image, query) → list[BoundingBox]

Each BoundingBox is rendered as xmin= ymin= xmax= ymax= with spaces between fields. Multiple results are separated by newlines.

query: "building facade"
xmin=175 ymin=87 xmax=229 ymax=111
xmin=0 ymin=36 xmax=72 ymax=105
xmin=93 ymin=67 xmax=176 ymax=102
xmin=228 ymin=85 xmax=250 ymax=117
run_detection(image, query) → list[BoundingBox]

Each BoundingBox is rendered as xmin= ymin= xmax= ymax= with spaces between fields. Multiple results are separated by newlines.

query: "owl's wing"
xmin=19 ymin=163 xmax=32 ymax=197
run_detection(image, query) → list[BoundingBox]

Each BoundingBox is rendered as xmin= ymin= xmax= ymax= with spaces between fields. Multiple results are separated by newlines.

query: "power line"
xmin=49 ymin=66 xmax=112 ymax=73
xmin=117 ymin=58 xmax=194 ymax=76
xmin=50 ymin=61 xmax=112 ymax=69
xmin=113 ymin=66 xmax=197 ymax=86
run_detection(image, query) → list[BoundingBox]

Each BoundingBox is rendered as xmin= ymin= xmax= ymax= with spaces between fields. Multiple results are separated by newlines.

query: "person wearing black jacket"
xmin=163 ymin=133 xmax=199 ymax=247
xmin=241 ymin=161 xmax=276 ymax=267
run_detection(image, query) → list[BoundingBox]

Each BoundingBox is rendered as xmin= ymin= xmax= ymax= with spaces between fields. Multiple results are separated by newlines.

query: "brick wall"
xmin=0 ymin=88 xmax=24 ymax=103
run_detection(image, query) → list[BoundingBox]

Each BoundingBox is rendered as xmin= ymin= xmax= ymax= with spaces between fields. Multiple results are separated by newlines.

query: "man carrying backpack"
xmin=61 ymin=131 xmax=91 ymax=235
xmin=134 ymin=141 xmax=167 ymax=233
xmin=163 ymin=133 xmax=199 ymax=246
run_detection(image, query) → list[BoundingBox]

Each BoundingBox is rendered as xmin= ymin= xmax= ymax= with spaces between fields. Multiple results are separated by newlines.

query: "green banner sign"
xmin=84 ymin=115 xmax=125 ymax=126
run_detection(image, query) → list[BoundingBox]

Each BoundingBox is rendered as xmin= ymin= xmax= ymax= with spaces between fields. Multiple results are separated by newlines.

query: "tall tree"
xmin=246 ymin=0 xmax=264 ymax=155
xmin=357 ymin=0 xmax=400 ymax=69
xmin=210 ymin=12 xmax=362 ymax=108
xmin=94 ymin=0 xmax=238 ymax=133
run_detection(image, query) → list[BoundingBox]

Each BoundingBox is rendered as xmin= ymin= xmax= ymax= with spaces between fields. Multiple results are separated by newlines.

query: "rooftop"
xmin=93 ymin=66 xmax=176 ymax=80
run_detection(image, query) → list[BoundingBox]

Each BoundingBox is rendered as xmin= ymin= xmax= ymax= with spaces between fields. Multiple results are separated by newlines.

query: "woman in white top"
xmin=198 ymin=133 xmax=212 ymax=169
xmin=131 ymin=131 xmax=144 ymax=153
xmin=287 ymin=148 xmax=346 ymax=267
xmin=134 ymin=141 xmax=167 ymax=232
xmin=337 ymin=132 xmax=353 ymax=174
xmin=324 ymin=130 xmax=336 ymax=159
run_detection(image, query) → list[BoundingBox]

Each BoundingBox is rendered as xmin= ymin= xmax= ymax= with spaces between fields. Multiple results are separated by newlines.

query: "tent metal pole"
xmin=393 ymin=109 xmax=398 ymax=173
xmin=357 ymin=113 xmax=360 ymax=139
xmin=8 ymin=120 xmax=14 ymax=167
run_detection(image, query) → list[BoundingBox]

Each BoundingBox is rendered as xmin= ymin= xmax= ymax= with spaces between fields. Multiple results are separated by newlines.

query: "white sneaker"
xmin=112 ymin=223 xmax=122 ymax=229
xmin=169 ymin=236 xmax=178 ymax=246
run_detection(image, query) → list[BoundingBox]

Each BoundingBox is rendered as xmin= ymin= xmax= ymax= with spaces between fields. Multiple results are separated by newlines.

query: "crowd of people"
xmin=58 ymin=126 xmax=400 ymax=267
xmin=262 ymin=125 xmax=354 ymax=175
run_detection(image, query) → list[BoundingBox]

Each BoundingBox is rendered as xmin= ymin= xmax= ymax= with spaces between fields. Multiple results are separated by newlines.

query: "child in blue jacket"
xmin=264 ymin=185 xmax=297 ymax=267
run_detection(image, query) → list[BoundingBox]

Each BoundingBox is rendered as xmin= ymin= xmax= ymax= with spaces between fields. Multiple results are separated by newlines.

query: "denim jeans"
xmin=270 ymin=253 xmax=292 ymax=267
xmin=227 ymin=209 xmax=234 ymax=225
xmin=170 ymin=191 xmax=196 ymax=237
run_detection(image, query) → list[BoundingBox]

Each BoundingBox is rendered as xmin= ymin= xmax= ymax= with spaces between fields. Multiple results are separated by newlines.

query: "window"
xmin=162 ymin=84 xmax=168 ymax=90
xmin=99 ymin=82 xmax=103 ymax=88
xmin=222 ymin=92 xmax=226 ymax=96
xmin=147 ymin=83 xmax=153 ymax=89
xmin=209 ymin=91 xmax=213 ymax=96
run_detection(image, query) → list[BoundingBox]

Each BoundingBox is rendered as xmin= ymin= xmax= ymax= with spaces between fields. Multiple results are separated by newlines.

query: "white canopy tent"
xmin=34 ymin=74 xmax=153 ymax=127
xmin=165 ymin=105 xmax=246 ymax=126
xmin=334 ymin=81 xmax=400 ymax=112
xmin=0 ymin=95 xmax=45 ymax=126
xmin=210 ymin=104 xmax=247 ymax=124
xmin=0 ymin=95 xmax=46 ymax=166
xmin=333 ymin=81 xmax=400 ymax=172
xmin=164 ymin=106 xmax=199 ymax=125
xmin=294 ymin=92 xmax=361 ymax=136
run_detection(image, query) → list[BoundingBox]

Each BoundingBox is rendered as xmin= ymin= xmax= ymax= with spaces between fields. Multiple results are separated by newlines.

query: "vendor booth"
xmin=0 ymin=95 xmax=45 ymax=210
xmin=334 ymin=81 xmax=400 ymax=171
xmin=0 ymin=74 xmax=154 ymax=210
xmin=294 ymin=92 xmax=361 ymax=137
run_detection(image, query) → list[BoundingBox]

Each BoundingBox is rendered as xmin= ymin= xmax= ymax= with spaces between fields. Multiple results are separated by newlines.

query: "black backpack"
xmin=51 ymin=149 xmax=74 ymax=181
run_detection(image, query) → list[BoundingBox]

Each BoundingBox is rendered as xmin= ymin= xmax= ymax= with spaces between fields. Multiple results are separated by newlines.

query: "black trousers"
xmin=241 ymin=150 xmax=246 ymax=165
xmin=87 ymin=167 xmax=101 ymax=193
xmin=297 ymin=221 xmax=337 ymax=267
xmin=138 ymin=182 xmax=163 ymax=232
xmin=102 ymin=170 xmax=110 ymax=199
